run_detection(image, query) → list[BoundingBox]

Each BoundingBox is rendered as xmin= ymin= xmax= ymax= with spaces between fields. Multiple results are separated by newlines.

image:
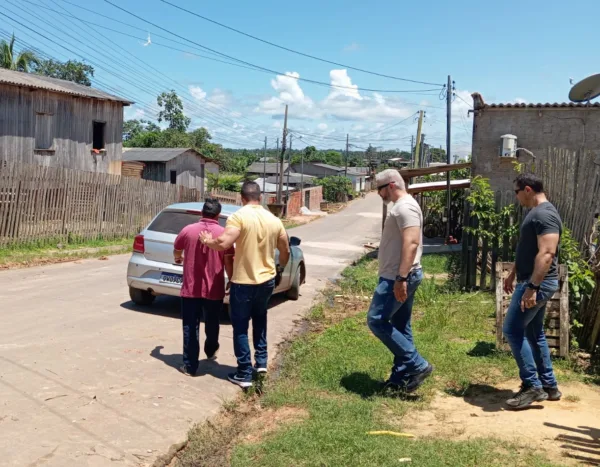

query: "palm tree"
xmin=0 ymin=34 xmax=40 ymax=72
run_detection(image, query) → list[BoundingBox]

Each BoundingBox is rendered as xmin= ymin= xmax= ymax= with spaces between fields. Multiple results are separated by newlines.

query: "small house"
xmin=0 ymin=68 xmax=131 ymax=174
xmin=266 ymin=173 xmax=316 ymax=188
xmin=122 ymin=147 xmax=217 ymax=193
xmin=246 ymin=162 xmax=290 ymax=177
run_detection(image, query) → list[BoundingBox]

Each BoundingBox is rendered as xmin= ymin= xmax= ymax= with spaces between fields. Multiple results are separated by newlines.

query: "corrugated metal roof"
xmin=0 ymin=68 xmax=132 ymax=104
xmin=247 ymin=162 xmax=288 ymax=174
xmin=266 ymin=174 xmax=316 ymax=184
xmin=310 ymin=163 xmax=344 ymax=171
xmin=122 ymin=147 xmax=199 ymax=162
xmin=485 ymin=102 xmax=600 ymax=109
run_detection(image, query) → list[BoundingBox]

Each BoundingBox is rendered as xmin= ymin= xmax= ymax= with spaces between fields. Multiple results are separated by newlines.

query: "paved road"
xmin=0 ymin=194 xmax=381 ymax=466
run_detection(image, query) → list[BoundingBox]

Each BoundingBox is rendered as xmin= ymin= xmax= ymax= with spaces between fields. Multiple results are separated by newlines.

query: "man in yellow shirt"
xmin=200 ymin=181 xmax=290 ymax=388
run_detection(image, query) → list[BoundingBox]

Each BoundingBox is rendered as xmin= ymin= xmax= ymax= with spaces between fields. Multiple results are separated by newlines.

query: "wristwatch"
xmin=395 ymin=275 xmax=408 ymax=283
xmin=526 ymin=282 xmax=540 ymax=291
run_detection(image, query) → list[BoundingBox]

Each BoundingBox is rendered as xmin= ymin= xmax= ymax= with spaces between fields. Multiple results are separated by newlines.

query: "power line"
xmin=359 ymin=112 xmax=418 ymax=138
xmin=157 ymin=0 xmax=444 ymax=87
xmin=454 ymin=92 xmax=473 ymax=109
xmin=101 ymin=0 xmax=443 ymax=95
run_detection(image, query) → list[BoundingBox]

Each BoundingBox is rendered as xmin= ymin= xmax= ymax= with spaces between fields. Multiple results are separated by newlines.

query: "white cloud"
xmin=343 ymin=42 xmax=362 ymax=53
xmin=317 ymin=123 xmax=328 ymax=131
xmin=189 ymin=85 xmax=207 ymax=101
xmin=257 ymin=72 xmax=315 ymax=116
xmin=514 ymin=97 xmax=527 ymax=104
xmin=327 ymin=69 xmax=362 ymax=101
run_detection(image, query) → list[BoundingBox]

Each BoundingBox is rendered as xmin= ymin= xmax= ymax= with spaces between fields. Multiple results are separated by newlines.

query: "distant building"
xmin=0 ymin=68 xmax=131 ymax=174
xmin=246 ymin=162 xmax=290 ymax=177
xmin=290 ymin=162 xmax=369 ymax=192
xmin=122 ymin=147 xmax=217 ymax=193
xmin=266 ymin=173 xmax=316 ymax=188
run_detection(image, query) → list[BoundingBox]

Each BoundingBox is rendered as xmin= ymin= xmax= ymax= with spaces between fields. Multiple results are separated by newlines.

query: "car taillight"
xmin=133 ymin=235 xmax=145 ymax=254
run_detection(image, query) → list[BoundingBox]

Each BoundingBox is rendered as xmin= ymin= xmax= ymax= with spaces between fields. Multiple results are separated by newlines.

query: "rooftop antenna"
xmin=569 ymin=73 xmax=600 ymax=103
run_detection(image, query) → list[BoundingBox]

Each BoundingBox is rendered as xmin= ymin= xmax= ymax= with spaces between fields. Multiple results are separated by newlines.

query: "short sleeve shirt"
xmin=174 ymin=218 xmax=234 ymax=300
xmin=226 ymin=204 xmax=286 ymax=285
xmin=378 ymin=195 xmax=423 ymax=280
xmin=515 ymin=202 xmax=562 ymax=281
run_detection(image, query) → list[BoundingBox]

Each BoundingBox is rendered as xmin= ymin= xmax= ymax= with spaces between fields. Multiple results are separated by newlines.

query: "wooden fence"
xmin=0 ymin=162 xmax=200 ymax=247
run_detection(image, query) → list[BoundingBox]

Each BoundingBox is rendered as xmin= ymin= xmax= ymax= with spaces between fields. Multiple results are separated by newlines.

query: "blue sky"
xmin=2 ymin=0 xmax=598 ymax=155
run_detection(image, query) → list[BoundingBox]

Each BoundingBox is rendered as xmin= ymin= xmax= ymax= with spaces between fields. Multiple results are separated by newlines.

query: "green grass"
xmin=421 ymin=253 xmax=451 ymax=275
xmin=0 ymin=237 xmax=133 ymax=268
xmin=180 ymin=254 xmax=590 ymax=467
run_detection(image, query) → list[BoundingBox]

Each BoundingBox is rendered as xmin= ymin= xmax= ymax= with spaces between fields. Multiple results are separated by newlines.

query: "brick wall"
xmin=285 ymin=186 xmax=323 ymax=217
xmin=472 ymin=106 xmax=600 ymax=192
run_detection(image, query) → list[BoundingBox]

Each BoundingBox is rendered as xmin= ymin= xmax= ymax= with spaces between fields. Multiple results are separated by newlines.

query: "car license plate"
xmin=159 ymin=272 xmax=183 ymax=285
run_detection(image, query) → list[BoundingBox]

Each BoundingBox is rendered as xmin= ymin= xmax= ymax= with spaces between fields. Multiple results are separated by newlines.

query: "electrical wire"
xmin=157 ymin=0 xmax=444 ymax=87
xmin=101 ymin=0 xmax=443 ymax=95
xmin=454 ymin=92 xmax=474 ymax=109
xmin=359 ymin=112 xmax=418 ymax=138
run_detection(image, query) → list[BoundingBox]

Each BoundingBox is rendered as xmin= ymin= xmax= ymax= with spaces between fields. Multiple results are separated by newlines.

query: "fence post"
xmin=460 ymin=202 xmax=470 ymax=288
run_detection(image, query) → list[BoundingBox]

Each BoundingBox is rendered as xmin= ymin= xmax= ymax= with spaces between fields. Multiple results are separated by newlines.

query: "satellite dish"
xmin=569 ymin=74 xmax=600 ymax=102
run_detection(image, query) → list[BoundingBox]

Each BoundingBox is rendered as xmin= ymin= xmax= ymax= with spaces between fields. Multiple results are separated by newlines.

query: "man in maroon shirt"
xmin=173 ymin=199 xmax=234 ymax=376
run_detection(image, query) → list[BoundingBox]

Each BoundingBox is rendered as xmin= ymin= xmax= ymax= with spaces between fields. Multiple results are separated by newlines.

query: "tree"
xmin=316 ymin=176 xmax=353 ymax=202
xmin=34 ymin=59 xmax=94 ymax=86
xmin=429 ymin=147 xmax=446 ymax=163
xmin=207 ymin=173 xmax=243 ymax=192
xmin=0 ymin=34 xmax=40 ymax=72
xmin=157 ymin=90 xmax=190 ymax=132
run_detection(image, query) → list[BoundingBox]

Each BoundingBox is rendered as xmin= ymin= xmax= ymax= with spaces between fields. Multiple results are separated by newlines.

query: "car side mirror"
xmin=289 ymin=236 xmax=301 ymax=247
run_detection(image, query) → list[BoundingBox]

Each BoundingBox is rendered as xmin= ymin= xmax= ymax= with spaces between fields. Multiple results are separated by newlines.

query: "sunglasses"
xmin=377 ymin=183 xmax=390 ymax=192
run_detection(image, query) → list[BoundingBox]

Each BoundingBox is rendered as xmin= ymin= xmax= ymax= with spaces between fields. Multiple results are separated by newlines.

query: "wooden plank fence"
xmin=0 ymin=162 xmax=200 ymax=247
xmin=495 ymin=262 xmax=569 ymax=357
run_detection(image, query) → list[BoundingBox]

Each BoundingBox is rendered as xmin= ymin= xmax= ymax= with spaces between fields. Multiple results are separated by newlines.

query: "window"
xmin=35 ymin=113 xmax=54 ymax=150
xmin=147 ymin=211 xmax=201 ymax=234
xmin=93 ymin=121 xmax=106 ymax=150
xmin=170 ymin=170 xmax=177 ymax=184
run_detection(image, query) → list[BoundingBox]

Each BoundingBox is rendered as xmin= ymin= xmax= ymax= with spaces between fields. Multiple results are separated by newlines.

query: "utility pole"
xmin=419 ymin=134 xmax=426 ymax=168
xmin=413 ymin=110 xmax=424 ymax=169
xmin=445 ymin=75 xmax=453 ymax=240
xmin=277 ymin=105 xmax=288 ymax=205
xmin=410 ymin=135 xmax=415 ymax=168
xmin=286 ymin=134 xmax=293 ymax=205
xmin=262 ymin=136 xmax=267 ymax=201
xmin=345 ymin=134 xmax=349 ymax=177
xmin=300 ymin=146 xmax=305 ymax=206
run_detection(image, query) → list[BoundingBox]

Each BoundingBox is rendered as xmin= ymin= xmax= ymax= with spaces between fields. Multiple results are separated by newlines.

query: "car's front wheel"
xmin=286 ymin=264 xmax=302 ymax=301
xmin=129 ymin=287 xmax=156 ymax=306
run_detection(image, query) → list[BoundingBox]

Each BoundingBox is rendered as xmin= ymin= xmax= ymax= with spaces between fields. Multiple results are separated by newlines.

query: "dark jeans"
xmin=502 ymin=279 xmax=559 ymax=389
xmin=230 ymin=279 xmax=275 ymax=378
xmin=367 ymin=269 xmax=428 ymax=383
xmin=181 ymin=297 xmax=222 ymax=373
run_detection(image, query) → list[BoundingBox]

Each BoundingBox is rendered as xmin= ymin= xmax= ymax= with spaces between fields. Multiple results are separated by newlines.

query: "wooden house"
xmin=0 ymin=68 xmax=131 ymax=174
xmin=122 ymin=147 xmax=218 ymax=193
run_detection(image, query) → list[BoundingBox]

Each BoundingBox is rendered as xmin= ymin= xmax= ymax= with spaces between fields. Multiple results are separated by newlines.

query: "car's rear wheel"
xmin=129 ymin=287 xmax=156 ymax=306
xmin=286 ymin=264 xmax=302 ymax=301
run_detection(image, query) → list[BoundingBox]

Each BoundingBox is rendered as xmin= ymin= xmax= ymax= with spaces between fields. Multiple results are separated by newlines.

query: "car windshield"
xmin=147 ymin=211 xmax=202 ymax=235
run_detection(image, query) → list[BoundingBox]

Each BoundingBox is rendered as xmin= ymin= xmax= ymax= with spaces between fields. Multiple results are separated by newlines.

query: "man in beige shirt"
xmin=200 ymin=181 xmax=290 ymax=388
xmin=368 ymin=169 xmax=432 ymax=393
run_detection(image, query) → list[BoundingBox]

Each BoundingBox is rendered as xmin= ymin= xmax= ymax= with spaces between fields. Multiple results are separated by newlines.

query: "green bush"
xmin=316 ymin=176 xmax=353 ymax=202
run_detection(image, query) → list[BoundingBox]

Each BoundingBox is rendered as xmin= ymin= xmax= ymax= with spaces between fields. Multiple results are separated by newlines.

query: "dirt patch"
xmin=243 ymin=406 xmax=309 ymax=444
xmin=402 ymin=381 xmax=600 ymax=465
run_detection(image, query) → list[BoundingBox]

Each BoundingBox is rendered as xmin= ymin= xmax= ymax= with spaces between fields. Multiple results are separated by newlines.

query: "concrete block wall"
xmin=472 ymin=106 xmax=600 ymax=193
xmin=286 ymin=186 xmax=323 ymax=217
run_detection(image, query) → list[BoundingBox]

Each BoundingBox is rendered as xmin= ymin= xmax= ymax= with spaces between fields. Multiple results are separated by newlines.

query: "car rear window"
xmin=147 ymin=211 xmax=202 ymax=234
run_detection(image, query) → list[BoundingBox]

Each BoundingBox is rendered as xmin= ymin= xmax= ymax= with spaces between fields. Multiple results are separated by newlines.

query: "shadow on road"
xmin=150 ymin=345 xmax=236 ymax=382
xmin=340 ymin=372 xmax=420 ymax=401
xmin=121 ymin=293 xmax=291 ymax=321
xmin=446 ymin=383 xmax=544 ymax=413
xmin=545 ymin=422 xmax=600 ymax=465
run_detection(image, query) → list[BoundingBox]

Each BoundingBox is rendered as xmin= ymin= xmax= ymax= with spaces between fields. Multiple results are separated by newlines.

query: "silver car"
xmin=126 ymin=202 xmax=306 ymax=306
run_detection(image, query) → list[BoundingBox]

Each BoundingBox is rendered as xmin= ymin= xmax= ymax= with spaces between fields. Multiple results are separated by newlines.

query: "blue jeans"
xmin=367 ymin=270 xmax=428 ymax=383
xmin=502 ymin=279 xmax=559 ymax=389
xmin=230 ymin=279 xmax=275 ymax=377
xmin=181 ymin=298 xmax=222 ymax=373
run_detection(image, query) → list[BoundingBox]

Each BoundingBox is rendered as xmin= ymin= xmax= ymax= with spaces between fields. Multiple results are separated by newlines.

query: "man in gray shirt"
xmin=503 ymin=173 xmax=562 ymax=409
xmin=367 ymin=169 xmax=432 ymax=393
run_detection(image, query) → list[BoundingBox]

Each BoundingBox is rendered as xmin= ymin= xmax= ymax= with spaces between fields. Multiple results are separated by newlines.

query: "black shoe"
xmin=543 ymin=386 xmax=562 ymax=401
xmin=206 ymin=345 xmax=219 ymax=361
xmin=228 ymin=372 xmax=253 ymax=389
xmin=405 ymin=364 xmax=434 ymax=393
xmin=506 ymin=385 xmax=548 ymax=409
xmin=179 ymin=365 xmax=196 ymax=377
